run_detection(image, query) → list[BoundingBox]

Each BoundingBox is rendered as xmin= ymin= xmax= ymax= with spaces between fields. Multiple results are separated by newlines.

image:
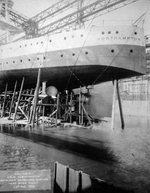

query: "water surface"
xmin=0 ymin=115 xmax=149 ymax=193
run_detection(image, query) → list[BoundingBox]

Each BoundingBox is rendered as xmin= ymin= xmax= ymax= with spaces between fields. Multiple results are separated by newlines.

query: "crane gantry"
xmin=0 ymin=0 xmax=139 ymax=43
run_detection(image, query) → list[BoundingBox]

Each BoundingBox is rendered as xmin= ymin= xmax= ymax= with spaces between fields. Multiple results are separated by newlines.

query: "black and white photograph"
xmin=0 ymin=0 xmax=149 ymax=192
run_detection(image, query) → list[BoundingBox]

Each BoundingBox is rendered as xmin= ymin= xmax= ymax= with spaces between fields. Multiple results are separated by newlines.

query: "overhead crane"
xmin=37 ymin=0 xmax=139 ymax=36
xmin=0 ymin=0 xmax=139 ymax=43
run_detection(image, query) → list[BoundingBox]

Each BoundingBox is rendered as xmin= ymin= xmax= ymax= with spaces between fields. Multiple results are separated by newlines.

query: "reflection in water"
xmin=106 ymin=116 xmax=150 ymax=192
xmin=0 ymin=115 xmax=149 ymax=192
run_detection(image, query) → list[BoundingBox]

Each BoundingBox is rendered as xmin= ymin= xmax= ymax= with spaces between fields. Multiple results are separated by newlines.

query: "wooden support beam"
xmin=116 ymin=80 xmax=125 ymax=129
xmin=82 ymin=103 xmax=92 ymax=126
xmin=81 ymin=97 xmax=84 ymax=125
xmin=42 ymin=81 xmax=47 ymax=95
xmin=31 ymin=68 xmax=41 ymax=125
xmin=28 ymin=98 xmax=34 ymax=124
xmin=42 ymin=105 xmax=45 ymax=121
xmin=65 ymin=90 xmax=69 ymax=119
xmin=79 ymin=87 xmax=81 ymax=125
xmin=1 ymin=83 xmax=8 ymax=117
xmin=8 ymin=81 xmax=17 ymax=119
xmin=13 ymin=77 xmax=25 ymax=122
xmin=28 ymin=88 xmax=35 ymax=123
xmin=111 ymin=80 xmax=117 ymax=130
xmin=18 ymin=106 xmax=28 ymax=120
xmin=69 ymin=92 xmax=73 ymax=123
xmin=56 ymin=93 xmax=59 ymax=127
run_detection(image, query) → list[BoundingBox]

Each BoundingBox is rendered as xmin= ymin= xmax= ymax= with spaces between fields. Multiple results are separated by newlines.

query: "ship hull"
xmin=0 ymin=25 xmax=146 ymax=91
xmin=0 ymin=63 xmax=144 ymax=92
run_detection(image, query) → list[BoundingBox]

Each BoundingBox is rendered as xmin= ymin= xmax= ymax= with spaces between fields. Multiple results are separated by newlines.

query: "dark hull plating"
xmin=0 ymin=65 xmax=143 ymax=92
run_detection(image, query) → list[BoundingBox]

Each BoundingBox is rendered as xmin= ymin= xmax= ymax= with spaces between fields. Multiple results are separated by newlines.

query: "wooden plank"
xmin=30 ymin=68 xmax=41 ymax=125
xmin=68 ymin=168 xmax=79 ymax=192
xmin=13 ymin=77 xmax=25 ymax=121
xmin=54 ymin=162 xmax=67 ymax=193
xmin=8 ymin=81 xmax=17 ymax=119
xmin=82 ymin=173 xmax=92 ymax=193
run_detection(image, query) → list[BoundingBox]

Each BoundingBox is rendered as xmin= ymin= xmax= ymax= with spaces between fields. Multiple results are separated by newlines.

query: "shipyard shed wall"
xmin=116 ymin=75 xmax=150 ymax=116
xmin=115 ymin=100 xmax=150 ymax=116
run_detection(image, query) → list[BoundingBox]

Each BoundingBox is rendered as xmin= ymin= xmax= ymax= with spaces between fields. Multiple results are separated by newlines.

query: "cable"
xmin=65 ymin=25 xmax=94 ymax=89
xmin=20 ymin=34 xmax=50 ymax=85
xmin=91 ymin=25 xmax=140 ymax=86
